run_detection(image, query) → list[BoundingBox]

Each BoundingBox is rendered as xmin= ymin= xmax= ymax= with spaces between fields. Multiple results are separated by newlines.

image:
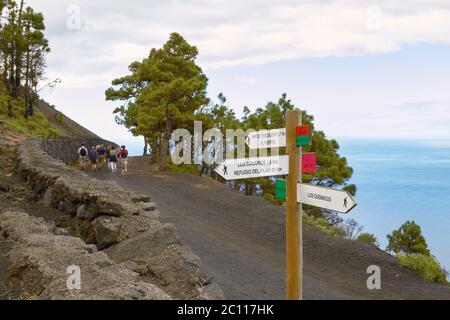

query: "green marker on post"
xmin=276 ymin=179 xmax=287 ymax=200
xmin=296 ymin=136 xmax=310 ymax=147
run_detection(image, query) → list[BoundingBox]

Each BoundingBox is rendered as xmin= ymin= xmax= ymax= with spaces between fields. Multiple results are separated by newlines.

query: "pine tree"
xmin=0 ymin=0 xmax=50 ymax=117
xmin=106 ymin=33 xmax=209 ymax=170
xmin=387 ymin=221 xmax=431 ymax=256
xmin=22 ymin=7 xmax=50 ymax=117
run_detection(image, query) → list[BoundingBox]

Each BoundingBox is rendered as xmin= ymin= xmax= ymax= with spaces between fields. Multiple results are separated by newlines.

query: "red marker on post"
xmin=302 ymin=153 xmax=317 ymax=173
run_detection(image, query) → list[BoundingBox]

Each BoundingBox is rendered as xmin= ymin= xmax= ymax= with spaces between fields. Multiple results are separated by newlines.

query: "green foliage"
xmin=106 ymin=32 xmax=209 ymax=171
xmin=166 ymin=162 xmax=201 ymax=175
xmin=0 ymin=91 xmax=59 ymax=137
xmin=0 ymin=0 xmax=50 ymax=117
xmin=106 ymin=33 xmax=355 ymax=211
xmin=196 ymin=92 xmax=356 ymax=202
xmin=387 ymin=221 xmax=430 ymax=256
xmin=55 ymin=111 xmax=64 ymax=124
xmin=397 ymin=254 xmax=448 ymax=284
xmin=357 ymin=233 xmax=379 ymax=247
xmin=303 ymin=214 xmax=346 ymax=238
xmin=388 ymin=221 xmax=448 ymax=283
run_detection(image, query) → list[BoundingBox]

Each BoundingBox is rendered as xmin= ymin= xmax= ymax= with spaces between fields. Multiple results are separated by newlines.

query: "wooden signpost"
xmin=285 ymin=110 xmax=303 ymax=300
xmin=215 ymin=109 xmax=357 ymax=301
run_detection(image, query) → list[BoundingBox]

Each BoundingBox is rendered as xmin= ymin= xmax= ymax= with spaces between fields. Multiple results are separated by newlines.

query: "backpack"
xmin=79 ymin=147 xmax=87 ymax=157
xmin=109 ymin=150 xmax=117 ymax=161
xmin=121 ymin=149 xmax=128 ymax=159
xmin=90 ymin=150 xmax=98 ymax=160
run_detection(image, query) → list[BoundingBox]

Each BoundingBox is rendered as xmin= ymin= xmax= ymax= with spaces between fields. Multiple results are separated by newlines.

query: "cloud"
xmin=336 ymin=100 xmax=450 ymax=139
xmin=25 ymin=0 xmax=450 ymax=88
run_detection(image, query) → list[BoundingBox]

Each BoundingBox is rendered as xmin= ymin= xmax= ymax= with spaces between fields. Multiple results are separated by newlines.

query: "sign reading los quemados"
xmin=299 ymin=183 xmax=357 ymax=214
xmin=215 ymin=155 xmax=289 ymax=180
xmin=275 ymin=180 xmax=356 ymax=214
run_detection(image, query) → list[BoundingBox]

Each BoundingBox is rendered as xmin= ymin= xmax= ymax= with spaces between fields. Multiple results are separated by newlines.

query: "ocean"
xmin=339 ymin=139 xmax=450 ymax=272
xmin=122 ymin=137 xmax=450 ymax=271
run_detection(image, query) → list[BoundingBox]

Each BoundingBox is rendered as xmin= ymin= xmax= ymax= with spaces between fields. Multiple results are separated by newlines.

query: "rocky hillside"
xmin=1 ymin=90 xmax=116 ymax=163
xmin=34 ymin=100 xmax=99 ymax=139
xmin=0 ymin=78 xmax=98 ymax=144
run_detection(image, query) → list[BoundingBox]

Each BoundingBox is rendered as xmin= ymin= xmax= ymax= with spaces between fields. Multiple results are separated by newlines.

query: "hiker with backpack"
xmin=108 ymin=146 xmax=118 ymax=173
xmin=78 ymin=145 xmax=88 ymax=170
xmin=119 ymin=145 xmax=129 ymax=173
xmin=97 ymin=145 xmax=106 ymax=170
xmin=89 ymin=146 xmax=99 ymax=171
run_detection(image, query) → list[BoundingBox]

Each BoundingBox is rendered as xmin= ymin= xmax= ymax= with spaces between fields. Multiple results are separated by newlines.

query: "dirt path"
xmin=90 ymin=157 xmax=450 ymax=300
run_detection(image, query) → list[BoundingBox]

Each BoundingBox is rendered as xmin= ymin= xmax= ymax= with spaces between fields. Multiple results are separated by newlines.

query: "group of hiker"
xmin=77 ymin=144 xmax=129 ymax=174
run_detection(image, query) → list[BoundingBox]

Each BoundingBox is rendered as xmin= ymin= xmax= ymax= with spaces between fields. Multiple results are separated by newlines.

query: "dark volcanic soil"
xmin=89 ymin=156 xmax=450 ymax=300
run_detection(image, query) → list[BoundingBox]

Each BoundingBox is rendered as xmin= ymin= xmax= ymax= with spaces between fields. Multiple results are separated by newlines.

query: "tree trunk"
xmin=7 ymin=98 xmax=13 ymax=118
xmin=246 ymin=183 xmax=254 ymax=196
xmin=9 ymin=62 xmax=15 ymax=97
xmin=24 ymin=28 xmax=31 ymax=118
xmin=24 ymin=99 xmax=33 ymax=118
xmin=143 ymin=136 xmax=148 ymax=156
xmin=12 ymin=0 xmax=25 ymax=99
xmin=160 ymin=133 xmax=169 ymax=172
xmin=159 ymin=115 xmax=172 ymax=172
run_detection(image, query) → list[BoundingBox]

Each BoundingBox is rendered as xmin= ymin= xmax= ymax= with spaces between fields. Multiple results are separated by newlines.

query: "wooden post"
xmin=286 ymin=110 xmax=303 ymax=300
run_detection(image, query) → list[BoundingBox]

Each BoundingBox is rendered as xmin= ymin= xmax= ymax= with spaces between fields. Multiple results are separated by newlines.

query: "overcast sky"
xmin=27 ymin=0 xmax=450 ymax=143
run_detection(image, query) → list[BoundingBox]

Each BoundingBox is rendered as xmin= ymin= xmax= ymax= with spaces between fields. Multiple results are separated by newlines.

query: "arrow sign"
xmin=215 ymin=155 xmax=289 ymax=180
xmin=298 ymin=183 xmax=357 ymax=214
xmin=275 ymin=180 xmax=357 ymax=213
xmin=246 ymin=129 xmax=286 ymax=149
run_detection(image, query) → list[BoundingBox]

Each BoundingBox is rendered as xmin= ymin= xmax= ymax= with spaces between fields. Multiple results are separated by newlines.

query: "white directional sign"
xmin=246 ymin=129 xmax=287 ymax=149
xmin=215 ymin=156 xmax=289 ymax=180
xmin=298 ymin=184 xmax=357 ymax=214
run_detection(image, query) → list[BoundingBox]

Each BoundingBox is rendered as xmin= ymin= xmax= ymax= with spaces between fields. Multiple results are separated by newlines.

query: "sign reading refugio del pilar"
xmin=215 ymin=155 xmax=289 ymax=180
